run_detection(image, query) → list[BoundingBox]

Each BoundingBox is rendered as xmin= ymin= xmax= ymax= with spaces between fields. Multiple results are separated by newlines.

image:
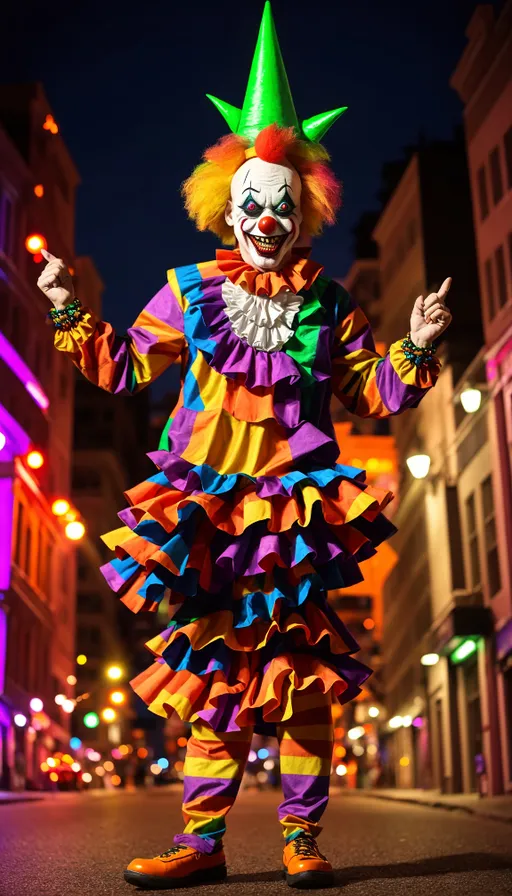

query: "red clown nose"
xmin=258 ymin=216 xmax=278 ymax=235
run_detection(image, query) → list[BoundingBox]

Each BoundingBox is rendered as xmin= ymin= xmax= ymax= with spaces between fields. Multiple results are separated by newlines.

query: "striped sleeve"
xmin=54 ymin=270 xmax=186 ymax=395
xmin=331 ymin=290 xmax=441 ymax=419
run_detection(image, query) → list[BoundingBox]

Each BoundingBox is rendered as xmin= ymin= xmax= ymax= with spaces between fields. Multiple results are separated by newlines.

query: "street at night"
xmin=1 ymin=0 xmax=512 ymax=893
xmin=2 ymin=790 xmax=512 ymax=895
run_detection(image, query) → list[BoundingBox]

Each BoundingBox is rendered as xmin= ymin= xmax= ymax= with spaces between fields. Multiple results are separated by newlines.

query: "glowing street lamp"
xmin=109 ymin=691 xmax=126 ymax=706
xmin=14 ymin=713 xmax=27 ymax=727
xmin=106 ymin=665 xmax=123 ymax=681
xmin=25 ymin=233 xmax=47 ymax=255
xmin=421 ymin=653 xmax=440 ymax=666
xmin=368 ymin=706 xmax=380 ymax=718
xmin=101 ymin=707 xmax=117 ymax=723
xmin=406 ymin=454 xmax=431 ymax=480
xmin=65 ymin=520 xmax=85 ymax=541
xmin=76 ymin=654 xmax=87 ymax=666
xmin=29 ymin=697 xmax=44 ymax=713
xmin=52 ymin=499 xmax=70 ymax=517
xmin=460 ymin=388 xmax=482 ymax=414
xmin=26 ymin=450 xmax=44 ymax=470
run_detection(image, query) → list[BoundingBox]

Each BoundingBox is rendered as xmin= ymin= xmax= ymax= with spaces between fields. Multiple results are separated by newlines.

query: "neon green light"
xmin=450 ymin=639 xmax=477 ymax=664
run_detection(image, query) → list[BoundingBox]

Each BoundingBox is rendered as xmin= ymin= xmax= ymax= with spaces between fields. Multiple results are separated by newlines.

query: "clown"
xmin=38 ymin=2 xmax=452 ymax=889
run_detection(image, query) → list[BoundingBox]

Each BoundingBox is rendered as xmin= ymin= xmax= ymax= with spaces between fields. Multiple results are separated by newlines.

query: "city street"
xmin=1 ymin=788 xmax=512 ymax=896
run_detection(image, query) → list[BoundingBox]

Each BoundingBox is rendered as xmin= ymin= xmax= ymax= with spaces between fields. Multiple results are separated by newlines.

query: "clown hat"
xmin=207 ymin=1 xmax=347 ymax=143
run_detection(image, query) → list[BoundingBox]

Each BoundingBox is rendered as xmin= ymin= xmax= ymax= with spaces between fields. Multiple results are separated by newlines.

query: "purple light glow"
xmin=0 ymin=331 xmax=49 ymax=411
xmin=0 ymin=608 xmax=6 ymax=696
xmin=0 ymin=477 xmax=15 ymax=592
xmin=412 ymin=716 xmax=424 ymax=728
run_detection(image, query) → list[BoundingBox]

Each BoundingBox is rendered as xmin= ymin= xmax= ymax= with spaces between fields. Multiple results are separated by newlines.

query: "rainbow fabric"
xmin=174 ymin=689 xmax=333 ymax=853
xmin=55 ymin=258 xmax=440 ymax=735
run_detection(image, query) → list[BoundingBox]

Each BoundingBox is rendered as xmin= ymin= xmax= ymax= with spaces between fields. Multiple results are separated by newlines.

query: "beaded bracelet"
xmin=401 ymin=332 xmax=438 ymax=368
xmin=47 ymin=298 xmax=85 ymax=331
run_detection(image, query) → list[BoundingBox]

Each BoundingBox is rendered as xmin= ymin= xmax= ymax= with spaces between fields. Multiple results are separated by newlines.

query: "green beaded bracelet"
xmin=401 ymin=332 xmax=437 ymax=368
xmin=48 ymin=298 xmax=85 ymax=332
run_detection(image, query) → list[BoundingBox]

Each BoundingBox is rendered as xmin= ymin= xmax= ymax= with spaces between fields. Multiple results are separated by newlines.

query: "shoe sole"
xmin=285 ymin=869 xmax=335 ymax=889
xmin=124 ymin=863 xmax=227 ymax=889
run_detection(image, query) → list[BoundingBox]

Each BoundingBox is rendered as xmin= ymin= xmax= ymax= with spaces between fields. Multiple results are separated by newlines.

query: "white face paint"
xmin=225 ymin=158 xmax=303 ymax=272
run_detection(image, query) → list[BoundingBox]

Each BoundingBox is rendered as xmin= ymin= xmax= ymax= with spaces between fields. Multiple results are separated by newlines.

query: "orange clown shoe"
xmin=124 ymin=842 xmax=227 ymax=890
xmin=283 ymin=835 xmax=334 ymax=889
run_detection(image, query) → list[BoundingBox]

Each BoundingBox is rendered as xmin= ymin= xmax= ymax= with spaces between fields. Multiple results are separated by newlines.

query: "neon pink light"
xmin=0 ymin=331 xmax=49 ymax=411
xmin=25 ymin=381 xmax=50 ymax=411
xmin=0 ymin=405 xmax=31 ymax=459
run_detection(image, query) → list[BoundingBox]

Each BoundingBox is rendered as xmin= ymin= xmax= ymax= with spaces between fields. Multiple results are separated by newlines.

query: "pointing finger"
xmin=437 ymin=277 xmax=452 ymax=302
xmin=41 ymin=249 xmax=57 ymax=262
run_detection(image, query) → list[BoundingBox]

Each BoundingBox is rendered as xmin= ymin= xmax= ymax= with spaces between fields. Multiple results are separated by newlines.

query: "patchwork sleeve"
xmin=331 ymin=290 xmax=441 ymax=419
xmin=53 ymin=270 xmax=186 ymax=395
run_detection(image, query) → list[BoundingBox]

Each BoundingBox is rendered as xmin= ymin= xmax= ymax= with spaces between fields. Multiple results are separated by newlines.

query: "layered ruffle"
xmin=100 ymin=454 xmax=392 ymax=732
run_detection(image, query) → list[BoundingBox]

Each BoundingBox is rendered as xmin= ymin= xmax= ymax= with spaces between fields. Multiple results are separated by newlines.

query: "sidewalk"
xmin=340 ymin=787 xmax=512 ymax=824
xmin=0 ymin=791 xmax=44 ymax=805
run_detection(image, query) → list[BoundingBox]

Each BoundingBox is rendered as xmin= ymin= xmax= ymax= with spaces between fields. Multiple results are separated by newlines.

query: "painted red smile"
xmin=248 ymin=233 xmax=286 ymax=257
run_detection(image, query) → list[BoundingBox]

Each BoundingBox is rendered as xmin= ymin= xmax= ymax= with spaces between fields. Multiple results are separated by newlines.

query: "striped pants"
xmin=173 ymin=691 xmax=334 ymax=854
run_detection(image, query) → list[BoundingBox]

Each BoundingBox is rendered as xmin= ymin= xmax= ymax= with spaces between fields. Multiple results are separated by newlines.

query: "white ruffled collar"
xmin=221 ymin=279 xmax=303 ymax=353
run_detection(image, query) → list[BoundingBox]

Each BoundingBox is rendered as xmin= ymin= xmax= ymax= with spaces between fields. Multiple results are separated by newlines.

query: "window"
xmin=489 ymin=146 xmax=504 ymax=205
xmin=484 ymin=258 xmax=496 ymax=320
xmin=476 ymin=166 xmax=489 ymax=220
xmin=481 ymin=476 xmax=501 ymax=597
xmin=504 ymin=126 xmax=512 ymax=191
xmin=0 ymin=192 xmax=13 ymax=254
xmin=465 ymin=493 xmax=480 ymax=589
xmin=495 ymin=245 xmax=508 ymax=309
xmin=14 ymin=500 xmax=25 ymax=567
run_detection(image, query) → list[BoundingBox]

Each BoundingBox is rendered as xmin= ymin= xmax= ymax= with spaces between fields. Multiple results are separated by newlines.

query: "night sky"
xmin=4 ymin=0 xmax=495 ymax=336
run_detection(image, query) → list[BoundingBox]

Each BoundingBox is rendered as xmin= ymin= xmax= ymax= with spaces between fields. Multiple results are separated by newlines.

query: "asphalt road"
xmin=1 ymin=788 xmax=512 ymax=896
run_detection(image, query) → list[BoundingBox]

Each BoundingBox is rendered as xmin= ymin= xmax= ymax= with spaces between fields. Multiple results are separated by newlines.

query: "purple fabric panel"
xmin=278 ymin=774 xmax=331 ymax=822
xmin=182 ymin=775 xmax=241 ymax=804
xmin=197 ymin=694 xmax=244 ymax=732
xmin=144 ymin=282 xmax=185 ymax=333
xmin=375 ymin=355 xmax=425 ymax=414
xmin=99 ymin=562 xmax=127 ymax=593
xmin=118 ymin=506 xmax=138 ymax=529
xmin=287 ymin=423 xmax=338 ymax=466
xmin=166 ymin=407 xmax=198 ymax=458
xmin=126 ymin=326 xmax=159 ymax=354
xmin=173 ymin=834 xmax=218 ymax=855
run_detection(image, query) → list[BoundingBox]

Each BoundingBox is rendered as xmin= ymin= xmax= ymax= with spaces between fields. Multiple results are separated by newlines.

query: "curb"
xmin=340 ymin=790 xmax=512 ymax=826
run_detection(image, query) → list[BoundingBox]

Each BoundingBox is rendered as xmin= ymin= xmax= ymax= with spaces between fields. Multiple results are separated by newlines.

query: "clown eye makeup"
xmin=240 ymin=194 xmax=264 ymax=217
xmin=273 ymin=190 xmax=296 ymax=217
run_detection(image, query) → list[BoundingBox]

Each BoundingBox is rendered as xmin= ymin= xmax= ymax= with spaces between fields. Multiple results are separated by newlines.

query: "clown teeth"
xmin=248 ymin=234 xmax=285 ymax=256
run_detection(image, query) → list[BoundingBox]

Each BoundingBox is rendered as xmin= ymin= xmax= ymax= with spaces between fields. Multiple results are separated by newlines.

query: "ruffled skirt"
xmin=100 ymin=455 xmax=396 ymax=733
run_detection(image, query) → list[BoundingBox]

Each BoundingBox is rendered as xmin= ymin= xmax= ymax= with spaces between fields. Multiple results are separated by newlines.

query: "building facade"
xmin=371 ymin=137 xmax=501 ymax=793
xmin=0 ymin=85 xmax=81 ymax=790
xmin=451 ymin=0 xmax=512 ymax=793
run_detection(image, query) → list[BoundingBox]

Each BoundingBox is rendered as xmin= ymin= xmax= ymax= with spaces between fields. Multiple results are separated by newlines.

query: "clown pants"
xmin=173 ymin=690 xmax=334 ymax=854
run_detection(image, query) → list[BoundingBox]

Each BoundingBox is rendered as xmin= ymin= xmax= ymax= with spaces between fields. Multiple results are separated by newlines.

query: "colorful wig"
xmin=182 ymin=124 xmax=342 ymax=246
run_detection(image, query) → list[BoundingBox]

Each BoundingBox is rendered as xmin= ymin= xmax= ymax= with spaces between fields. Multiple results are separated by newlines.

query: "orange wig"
xmin=182 ymin=124 xmax=342 ymax=246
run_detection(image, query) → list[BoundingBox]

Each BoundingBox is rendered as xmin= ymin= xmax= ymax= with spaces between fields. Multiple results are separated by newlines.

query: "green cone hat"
xmin=207 ymin=1 xmax=346 ymax=144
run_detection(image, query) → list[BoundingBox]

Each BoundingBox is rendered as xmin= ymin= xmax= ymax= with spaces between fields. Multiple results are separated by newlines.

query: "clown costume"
xmin=39 ymin=2 xmax=452 ymax=889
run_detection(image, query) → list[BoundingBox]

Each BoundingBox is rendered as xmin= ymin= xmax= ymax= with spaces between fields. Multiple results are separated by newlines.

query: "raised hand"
xmin=37 ymin=249 xmax=75 ymax=309
xmin=410 ymin=277 xmax=453 ymax=347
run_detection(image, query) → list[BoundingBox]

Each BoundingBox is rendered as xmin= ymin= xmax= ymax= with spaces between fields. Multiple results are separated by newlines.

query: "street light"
xmin=65 ymin=521 xmax=85 ymax=541
xmin=29 ymin=697 xmax=44 ymax=713
xmin=26 ymin=450 xmax=44 ymax=470
xmin=101 ymin=707 xmax=117 ymax=723
xmin=406 ymin=454 xmax=431 ymax=480
xmin=52 ymin=499 xmax=70 ymax=517
xmin=389 ymin=716 xmax=403 ymax=729
xmin=368 ymin=706 xmax=380 ymax=718
xmin=109 ymin=691 xmax=126 ymax=705
xmin=106 ymin=665 xmax=123 ymax=681
xmin=421 ymin=653 xmax=440 ymax=666
xmin=460 ymin=387 xmax=482 ymax=414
